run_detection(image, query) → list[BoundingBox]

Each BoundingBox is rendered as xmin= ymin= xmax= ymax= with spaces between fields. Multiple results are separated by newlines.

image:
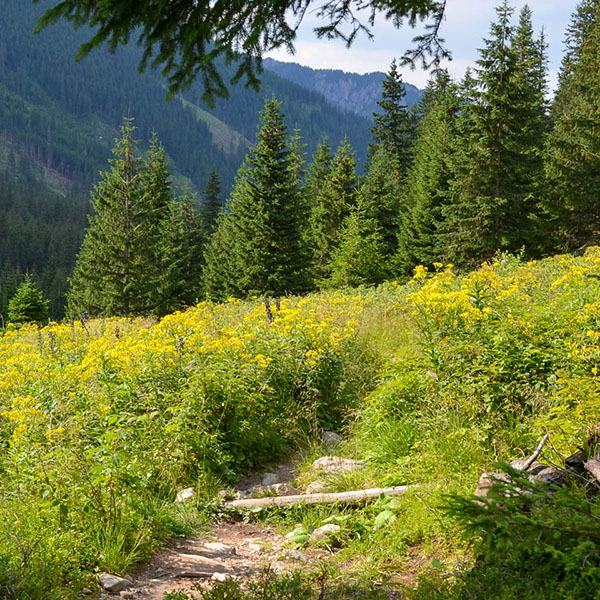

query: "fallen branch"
xmin=225 ymin=485 xmax=414 ymax=509
xmin=584 ymin=459 xmax=600 ymax=485
xmin=523 ymin=434 xmax=549 ymax=471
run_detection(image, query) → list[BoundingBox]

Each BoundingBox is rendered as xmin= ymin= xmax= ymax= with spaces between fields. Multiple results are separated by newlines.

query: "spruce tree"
xmin=7 ymin=274 xmax=49 ymax=325
xmin=397 ymin=70 xmax=459 ymax=274
xmin=358 ymin=145 xmax=402 ymax=258
xmin=329 ymin=201 xmax=388 ymax=288
xmin=370 ymin=59 xmax=417 ymax=176
xmin=203 ymin=98 xmax=309 ymax=299
xmin=67 ymin=119 xmax=146 ymax=317
xmin=544 ymin=1 xmax=600 ymax=248
xmin=305 ymin=137 xmax=332 ymax=210
xmin=309 ymin=138 xmax=358 ymax=284
xmin=155 ymin=192 xmax=203 ymax=315
xmin=443 ymin=2 xmax=549 ymax=266
xmin=199 ymin=168 xmax=222 ymax=236
xmin=139 ymin=134 xmax=175 ymax=312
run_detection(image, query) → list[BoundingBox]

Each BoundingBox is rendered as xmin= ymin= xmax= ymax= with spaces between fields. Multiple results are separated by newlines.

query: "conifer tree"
xmin=203 ymin=98 xmax=309 ymax=299
xmin=329 ymin=201 xmax=388 ymax=288
xmin=139 ymin=134 xmax=175 ymax=311
xmin=7 ymin=274 xmax=49 ymax=325
xmin=370 ymin=59 xmax=417 ymax=176
xmin=358 ymin=145 xmax=402 ymax=258
xmin=443 ymin=2 xmax=549 ymax=265
xmin=67 ymin=119 xmax=147 ymax=317
xmin=199 ymin=168 xmax=222 ymax=236
xmin=155 ymin=188 xmax=205 ymax=315
xmin=309 ymin=138 xmax=358 ymax=284
xmin=544 ymin=1 xmax=600 ymax=248
xmin=397 ymin=70 xmax=459 ymax=274
xmin=305 ymin=137 xmax=332 ymax=210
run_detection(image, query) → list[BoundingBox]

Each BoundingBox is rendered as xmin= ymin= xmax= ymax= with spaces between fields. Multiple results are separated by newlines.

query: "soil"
xmin=118 ymin=521 xmax=328 ymax=599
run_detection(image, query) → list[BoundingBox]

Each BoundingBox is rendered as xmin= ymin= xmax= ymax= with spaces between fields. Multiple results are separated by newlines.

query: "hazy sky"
xmin=266 ymin=1 xmax=579 ymax=90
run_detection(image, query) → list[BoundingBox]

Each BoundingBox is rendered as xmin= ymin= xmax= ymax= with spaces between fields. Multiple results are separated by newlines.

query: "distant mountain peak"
xmin=263 ymin=58 xmax=422 ymax=120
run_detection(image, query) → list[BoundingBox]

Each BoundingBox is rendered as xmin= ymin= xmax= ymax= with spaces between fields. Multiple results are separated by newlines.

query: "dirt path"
xmin=105 ymin=459 xmax=328 ymax=599
xmin=120 ymin=521 xmax=328 ymax=599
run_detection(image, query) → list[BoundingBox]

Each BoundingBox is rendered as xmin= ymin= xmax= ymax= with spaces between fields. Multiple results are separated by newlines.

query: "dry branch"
xmin=225 ymin=485 xmax=413 ymax=509
xmin=523 ymin=434 xmax=549 ymax=471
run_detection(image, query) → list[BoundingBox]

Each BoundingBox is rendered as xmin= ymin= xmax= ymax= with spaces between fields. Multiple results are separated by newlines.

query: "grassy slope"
xmin=3 ymin=251 xmax=600 ymax=598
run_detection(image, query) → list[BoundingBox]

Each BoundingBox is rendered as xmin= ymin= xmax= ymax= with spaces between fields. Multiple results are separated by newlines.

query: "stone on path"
xmin=99 ymin=572 xmax=133 ymax=593
xmin=312 ymin=456 xmax=365 ymax=474
xmin=305 ymin=480 xmax=329 ymax=494
xmin=310 ymin=524 xmax=341 ymax=541
xmin=202 ymin=542 xmax=236 ymax=556
xmin=322 ymin=431 xmax=343 ymax=448
xmin=175 ymin=487 xmax=195 ymax=503
xmin=261 ymin=472 xmax=280 ymax=486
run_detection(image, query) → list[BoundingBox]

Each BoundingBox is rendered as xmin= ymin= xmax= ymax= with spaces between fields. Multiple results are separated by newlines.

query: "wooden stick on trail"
xmin=225 ymin=485 xmax=414 ymax=509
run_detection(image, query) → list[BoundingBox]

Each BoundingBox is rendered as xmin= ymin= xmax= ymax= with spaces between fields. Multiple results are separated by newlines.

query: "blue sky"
xmin=266 ymin=1 xmax=579 ymax=91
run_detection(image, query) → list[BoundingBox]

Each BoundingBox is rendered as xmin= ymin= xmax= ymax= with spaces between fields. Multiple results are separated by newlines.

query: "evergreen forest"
xmin=4 ymin=2 xmax=600 ymax=600
xmin=0 ymin=0 xmax=374 ymax=320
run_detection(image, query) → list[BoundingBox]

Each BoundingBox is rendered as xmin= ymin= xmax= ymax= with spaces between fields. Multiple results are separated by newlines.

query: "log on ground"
xmin=225 ymin=486 xmax=414 ymax=509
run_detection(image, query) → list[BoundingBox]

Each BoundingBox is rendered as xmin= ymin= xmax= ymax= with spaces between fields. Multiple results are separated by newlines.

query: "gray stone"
xmin=282 ymin=549 xmax=307 ymax=561
xmin=305 ymin=480 xmax=329 ymax=494
xmin=202 ymin=542 xmax=236 ymax=556
xmin=322 ymin=431 xmax=343 ymax=448
xmin=261 ymin=472 xmax=280 ymax=486
xmin=175 ymin=487 xmax=195 ymax=503
xmin=312 ymin=456 xmax=365 ymax=474
xmin=98 ymin=573 xmax=133 ymax=593
xmin=310 ymin=523 xmax=341 ymax=541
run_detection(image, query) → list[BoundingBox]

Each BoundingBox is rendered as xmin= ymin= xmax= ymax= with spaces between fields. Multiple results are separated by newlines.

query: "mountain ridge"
xmin=263 ymin=58 xmax=422 ymax=119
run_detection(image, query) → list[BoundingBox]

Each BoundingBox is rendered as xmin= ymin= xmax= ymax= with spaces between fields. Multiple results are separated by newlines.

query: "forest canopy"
xmin=33 ymin=0 xmax=448 ymax=103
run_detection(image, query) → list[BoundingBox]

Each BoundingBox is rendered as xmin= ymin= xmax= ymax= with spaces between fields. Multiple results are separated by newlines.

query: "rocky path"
xmin=118 ymin=521 xmax=327 ymax=599
xmin=98 ymin=437 xmax=357 ymax=599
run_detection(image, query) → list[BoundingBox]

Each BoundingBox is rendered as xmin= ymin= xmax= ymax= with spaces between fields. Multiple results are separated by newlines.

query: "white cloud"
xmin=266 ymin=0 xmax=578 ymax=90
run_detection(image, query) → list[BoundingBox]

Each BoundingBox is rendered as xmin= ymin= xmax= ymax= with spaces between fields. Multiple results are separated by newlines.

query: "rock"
xmin=266 ymin=483 xmax=300 ymax=496
xmin=261 ymin=472 xmax=280 ymax=486
xmin=202 ymin=542 xmax=236 ymax=556
xmin=310 ymin=523 xmax=341 ymax=541
xmin=475 ymin=461 xmax=565 ymax=499
xmin=247 ymin=543 xmax=263 ymax=553
xmin=305 ymin=480 xmax=329 ymax=494
xmin=282 ymin=549 xmax=307 ymax=561
xmin=98 ymin=573 xmax=133 ymax=593
xmin=175 ymin=487 xmax=195 ymax=503
xmin=211 ymin=572 xmax=228 ymax=582
xmin=311 ymin=456 xmax=365 ymax=474
xmin=322 ymin=431 xmax=343 ymax=448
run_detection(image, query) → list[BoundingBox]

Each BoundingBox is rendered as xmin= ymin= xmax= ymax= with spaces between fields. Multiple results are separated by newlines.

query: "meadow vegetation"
xmin=3 ymin=249 xmax=600 ymax=597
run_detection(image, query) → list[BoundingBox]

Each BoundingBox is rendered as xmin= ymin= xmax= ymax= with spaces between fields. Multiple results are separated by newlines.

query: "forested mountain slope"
xmin=0 ymin=0 xmax=373 ymax=319
xmin=264 ymin=58 xmax=422 ymax=119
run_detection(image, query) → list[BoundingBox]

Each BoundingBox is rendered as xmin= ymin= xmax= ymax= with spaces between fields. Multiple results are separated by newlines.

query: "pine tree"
xmin=397 ymin=70 xmax=459 ymax=274
xmin=329 ymin=201 xmax=388 ymax=288
xmin=358 ymin=145 xmax=402 ymax=258
xmin=139 ymin=133 xmax=175 ymax=312
xmin=7 ymin=274 xmax=49 ymax=325
xmin=309 ymin=138 xmax=358 ymax=284
xmin=155 ymin=193 xmax=203 ymax=315
xmin=370 ymin=59 xmax=417 ymax=176
xmin=305 ymin=137 xmax=332 ymax=210
xmin=443 ymin=2 xmax=549 ymax=266
xmin=203 ymin=98 xmax=309 ymax=299
xmin=199 ymin=168 xmax=222 ymax=236
xmin=67 ymin=119 xmax=146 ymax=317
xmin=544 ymin=1 xmax=600 ymax=248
